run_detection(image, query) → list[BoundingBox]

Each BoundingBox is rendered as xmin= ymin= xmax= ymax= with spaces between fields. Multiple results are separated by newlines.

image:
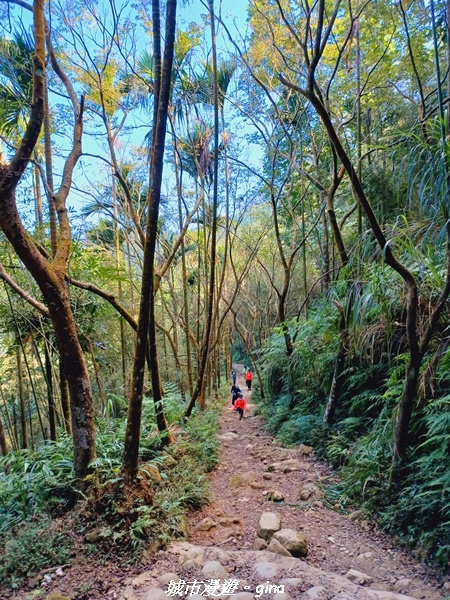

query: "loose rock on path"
xmin=119 ymin=383 xmax=448 ymax=600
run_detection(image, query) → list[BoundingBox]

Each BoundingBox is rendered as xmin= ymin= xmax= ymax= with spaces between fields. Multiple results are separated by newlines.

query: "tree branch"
xmin=0 ymin=262 xmax=49 ymax=316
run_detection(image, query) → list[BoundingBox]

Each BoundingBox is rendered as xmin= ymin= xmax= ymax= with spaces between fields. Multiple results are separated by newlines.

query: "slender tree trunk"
xmin=146 ymin=0 xmax=175 ymax=444
xmin=44 ymin=339 xmax=57 ymax=441
xmin=326 ymin=181 xmax=348 ymax=266
xmin=301 ymin=182 xmax=308 ymax=316
xmin=59 ymin=361 xmax=71 ymax=434
xmin=43 ymin=70 xmax=58 ymax=257
xmin=121 ymin=0 xmax=177 ymax=482
xmin=33 ymin=160 xmax=43 ymax=227
xmin=112 ymin=171 xmax=128 ymax=397
xmin=16 ymin=342 xmax=28 ymax=449
xmin=217 ymin=345 xmax=221 ymax=389
xmin=28 ymin=397 xmax=34 ymax=448
xmin=0 ymin=412 xmax=8 ymax=456
xmin=393 ymin=357 xmax=421 ymax=459
xmin=13 ymin=404 xmax=19 ymax=452
xmin=0 ymin=381 xmax=18 ymax=451
xmin=185 ymin=0 xmax=219 ymax=418
xmin=323 ymin=302 xmax=347 ymax=425
xmin=196 ymin=207 xmax=202 ymax=369
xmin=88 ymin=339 xmax=106 ymax=411
xmin=321 ymin=191 xmax=330 ymax=291
xmin=174 ymin=147 xmax=194 ymax=396
xmin=355 ymin=18 xmax=362 ymax=239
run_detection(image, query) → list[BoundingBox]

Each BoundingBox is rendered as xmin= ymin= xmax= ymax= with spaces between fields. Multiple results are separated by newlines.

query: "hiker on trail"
xmin=231 ymin=368 xmax=237 ymax=385
xmin=233 ymin=393 xmax=247 ymax=420
xmin=245 ymin=369 xmax=253 ymax=390
xmin=231 ymin=384 xmax=242 ymax=406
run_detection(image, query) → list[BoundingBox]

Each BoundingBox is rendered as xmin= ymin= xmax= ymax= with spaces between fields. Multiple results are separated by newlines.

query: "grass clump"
xmin=0 ymin=516 xmax=73 ymax=588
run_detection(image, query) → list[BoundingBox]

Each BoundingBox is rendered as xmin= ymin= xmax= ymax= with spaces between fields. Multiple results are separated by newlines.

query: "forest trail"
xmin=119 ymin=377 xmax=448 ymax=600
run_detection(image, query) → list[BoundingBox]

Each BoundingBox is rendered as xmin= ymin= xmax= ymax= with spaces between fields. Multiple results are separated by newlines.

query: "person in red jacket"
xmin=245 ymin=369 xmax=253 ymax=390
xmin=233 ymin=394 xmax=247 ymax=420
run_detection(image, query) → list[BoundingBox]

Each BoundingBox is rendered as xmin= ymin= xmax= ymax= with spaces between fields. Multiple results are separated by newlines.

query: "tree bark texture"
xmin=121 ymin=0 xmax=177 ymax=482
xmin=59 ymin=361 xmax=72 ymax=434
xmin=16 ymin=343 xmax=28 ymax=449
xmin=185 ymin=0 xmax=221 ymax=417
xmin=0 ymin=1 xmax=96 ymax=477
xmin=0 ymin=413 xmax=8 ymax=456
xmin=323 ymin=302 xmax=347 ymax=425
xmin=45 ymin=339 xmax=57 ymax=441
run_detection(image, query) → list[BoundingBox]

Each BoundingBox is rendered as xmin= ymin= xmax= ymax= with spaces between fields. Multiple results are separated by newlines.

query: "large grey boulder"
xmin=158 ymin=572 xmax=179 ymax=585
xmin=201 ymin=560 xmax=228 ymax=579
xmin=344 ymin=568 xmax=373 ymax=585
xmin=298 ymin=482 xmax=322 ymax=501
xmin=181 ymin=559 xmax=199 ymax=571
xmin=253 ymin=537 xmax=268 ymax=551
xmin=267 ymin=537 xmax=292 ymax=557
xmin=257 ymin=511 xmax=282 ymax=541
xmin=272 ymin=528 xmax=308 ymax=557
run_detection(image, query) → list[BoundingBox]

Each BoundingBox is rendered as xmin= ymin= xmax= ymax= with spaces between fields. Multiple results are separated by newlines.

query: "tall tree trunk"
xmin=121 ymin=0 xmax=177 ymax=482
xmin=43 ymin=69 xmax=58 ymax=257
xmin=321 ymin=191 xmax=330 ymax=291
xmin=88 ymin=339 xmax=106 ymax=411
xmin=44 ymin=338 xmax=57 ymax=441
xmin=0 ymin=412 xmax=8 ymax=456
xmin=0 ymin=381 xmax=18 ymax=451
xmin=323 ymin=302 xmax=347 ymax=425
xmin=301 ymin=180 xmax=308 ymax=316
xmin=112 ymin=171 xmax=128 ymax=397
xmin=185 ymin=0 xmax=219 ymax=418
xmin=16 ymin=342 xmax=28 ymax=449
xmin=33 ymin=160 xmax=43 ymax=227
xmin=196 ymin=205 xmax=202 ymax=369
xmin=355 ymin=18 xmax=362 ymax=239
xmin=174 ymin=143 xmax=194 ymax=395
xmin=0 ymin=194 xmax=97 ymax=476
xmin=0 ymin=0 xmax=96 ymax=478
xmin=13 ymin=404 xmax=19 ymax=452
xmin=59 ymin=361 xmax=71 ymax=434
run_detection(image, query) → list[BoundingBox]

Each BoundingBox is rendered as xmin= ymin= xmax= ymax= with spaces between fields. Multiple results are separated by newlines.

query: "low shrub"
xmin=0 ymin=516 xmax=73 ymax=588
xmin=0 ymin=390 xmax=222 ymax=585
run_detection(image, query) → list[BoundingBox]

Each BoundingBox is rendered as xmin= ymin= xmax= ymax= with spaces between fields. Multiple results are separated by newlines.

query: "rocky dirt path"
xmin=119 ymin=383 xmax=448 ymax=600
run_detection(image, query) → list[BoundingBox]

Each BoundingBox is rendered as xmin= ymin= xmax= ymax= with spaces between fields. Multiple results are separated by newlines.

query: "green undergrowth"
xmin=0 ymin=387 xmax=222 ymax=587
xmin=255 ymin=289 xmax=450 ymax=569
